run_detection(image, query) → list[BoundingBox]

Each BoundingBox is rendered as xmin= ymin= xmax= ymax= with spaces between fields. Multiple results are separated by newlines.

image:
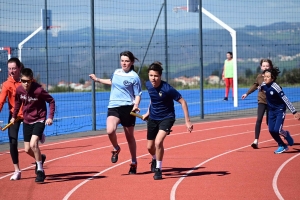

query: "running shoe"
xmin=128 ymin=163 xmax=137 ymax=174
xmin=10 ymin=171 xmax=21 ymax=181
xmin=284 ymin=131 xmax=294 ymax=146
xmin=111 ymin=147 xmax=121 ymax=163
xmin=153 ymin=168 xmax=162 ymax=180
xmin=274 ymin=145 xmax=288 ymax=154
xmin=40 ymin=132 xmax=46 ymax=144
xmin=35 ymin=170 xmax=46 ymax=183
xmin=251 ymin=143 xmax=258 ymax=149
xmin=35 ymin=154 xmax=46 ymax=174
xmin=223 ymin=97 xmax=228 ymax=101
xmin=149 ymin=159 xmax=156 ymax=172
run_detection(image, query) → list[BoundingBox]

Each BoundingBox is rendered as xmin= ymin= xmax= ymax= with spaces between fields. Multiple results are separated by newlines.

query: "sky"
xmin=0 ymin=0 xmax=300 ymax=32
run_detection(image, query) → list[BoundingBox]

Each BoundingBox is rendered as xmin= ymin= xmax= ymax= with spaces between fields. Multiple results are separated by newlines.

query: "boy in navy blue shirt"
xmin=261 ymin=67 xmax=300 ymax=154
xmin=142 ymin=62 xmax=193 ymax=180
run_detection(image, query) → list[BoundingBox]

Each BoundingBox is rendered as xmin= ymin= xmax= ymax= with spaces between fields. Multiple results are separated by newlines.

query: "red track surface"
xmin=0 ymin=115 xmax=299 ymax=200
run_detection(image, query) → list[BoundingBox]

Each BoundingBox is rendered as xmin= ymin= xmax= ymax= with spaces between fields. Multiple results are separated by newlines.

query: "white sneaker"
xmin=40 ymin=133 xmax=46 ymax=144
xmin=10 ymin=171 xmax=21 ymax=180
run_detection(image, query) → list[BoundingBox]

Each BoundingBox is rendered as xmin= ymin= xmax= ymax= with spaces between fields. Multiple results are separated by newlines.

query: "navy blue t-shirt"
xmin=146 ymin=80 xmax=182 ymax=120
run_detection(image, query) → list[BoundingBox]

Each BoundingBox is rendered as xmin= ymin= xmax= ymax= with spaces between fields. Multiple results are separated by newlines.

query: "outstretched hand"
xmin=294 ymin=113 xmax=300 ymax=120
xmin=186 ymin=121 xmax=193 ymax=133
xmin=241 ymin=94 xmax=247 ymax=100
xmin=131 ymin=104 xmax=140 ymax=113
xmin=45 ymin=118 xmax=53 ymax=126
xmin=89 ymin=74 xmax=97 ymax=82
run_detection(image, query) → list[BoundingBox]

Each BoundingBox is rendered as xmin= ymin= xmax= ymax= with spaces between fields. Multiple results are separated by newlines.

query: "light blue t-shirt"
xmin=108 ymin=69 xmax=142 ymax=108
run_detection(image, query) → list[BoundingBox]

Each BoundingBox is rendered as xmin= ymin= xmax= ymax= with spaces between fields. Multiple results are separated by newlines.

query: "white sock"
xmin=36 ymin=161 xmax=43 ymax=171
xmin=253 ymin=139 xmax=258 ymax=144
xmin=156 ymin=161 xmax=162 ymax=170
xmin=131 ymin=160 xmax=136 ymax=164
xmin=152 ymin=155 xmax=156 ymax=160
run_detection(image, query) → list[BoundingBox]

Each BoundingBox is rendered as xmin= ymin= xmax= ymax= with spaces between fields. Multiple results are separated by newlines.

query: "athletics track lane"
xmin=0 ymin=115 xmax=299 ymax=199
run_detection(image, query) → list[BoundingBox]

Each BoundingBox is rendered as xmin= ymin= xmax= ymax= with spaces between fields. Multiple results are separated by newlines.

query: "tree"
xmin=284 ymin=68 xmax=300 ymax=84
xmin=135 ymin=65 xmax=149 ymax=90
xmin=245 ymin=68 xmax=253 ymax=78
xmin=79 ymin=78 xmax=85 ymax=84
xmin=211 ymin=69 xmax=220 ymax=76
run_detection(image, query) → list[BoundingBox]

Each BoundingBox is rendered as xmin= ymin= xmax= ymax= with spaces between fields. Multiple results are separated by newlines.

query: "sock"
xmin=280 ymin=130 xmax=287 ymax=137
xmin=36 ymin=161 xmax=43 ymax=171
xmin=131 ymin=160 xmax=136 ymax=164
xmin=152 ymin=155 xmax=156 ymax=160
xmin=253 ymin=139 xmax=258 ymax=144
xmin=156 ymin=161 xmax=162 ymax=170
xmin=113 ymin=145 xmax=120 ymax=151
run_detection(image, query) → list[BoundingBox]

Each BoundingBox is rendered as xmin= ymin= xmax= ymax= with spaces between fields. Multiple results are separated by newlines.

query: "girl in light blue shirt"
xmin=89 ymin=51 xmax=142 ymax=174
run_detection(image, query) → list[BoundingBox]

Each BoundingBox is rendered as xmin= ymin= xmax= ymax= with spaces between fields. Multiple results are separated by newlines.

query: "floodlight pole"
xmin=90 ymin=0 xmax=96 ymax=131
xmin=45 ymin=0 xmax=49 ymax=91
xmin=18 ymin=26 xmax=43 ymax=61
xmin=198 ymin=0 xmax=204 ymax=119
xmin=200 ymin=7 xmax=238 ymax=107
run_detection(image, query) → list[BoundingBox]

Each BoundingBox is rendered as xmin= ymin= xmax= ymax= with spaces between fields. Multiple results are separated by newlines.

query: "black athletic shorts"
xmin=147 ymin=117 xmax=175 ymax=140
xmin=107 ymin=105 xmax=135 ymax=127
xmin=23 ymin=122 xmax=45 ymax=142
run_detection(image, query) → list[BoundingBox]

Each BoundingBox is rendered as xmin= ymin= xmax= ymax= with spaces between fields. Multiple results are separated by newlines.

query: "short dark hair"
xmin=148 ymin=61 xmax=163 ymax=75
xmin=7 ymin=57 xmax=21 ymax=68
xmin=21 ymin=68 xmax=34 ymax=79
xmin=227 ymin=52 xmax=233 ymax=58
xmin=263 ymin=67 xmax=280 ymax=82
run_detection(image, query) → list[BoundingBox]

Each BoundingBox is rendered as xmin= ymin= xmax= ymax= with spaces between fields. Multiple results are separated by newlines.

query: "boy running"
xmin=142 ymin=62 xmax=193 ymax=180
xmin=11 ymin=68 xmax=55 ymax=182
xmin=260 ymin=67 xmax=300 ymax=154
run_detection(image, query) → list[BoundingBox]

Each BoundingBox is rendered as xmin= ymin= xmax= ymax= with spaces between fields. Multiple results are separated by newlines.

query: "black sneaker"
xmin=35 ymin=170 xmax=46 ymax=183
xmin=35 ymin=154 xmax=46 ymax=174
xmin=223 ymin=97 xmax=228 ymax=101
xmin=149 ymin=159 xmax=156 ymax=172
xmin=111 ymin=147 xmax=121 ymax=163
xmin=128 ymin=163 xmax=137 ymax=174
xmin=251 ymin=143 xmax=258 ymax=149
xmin=153 ymin=168 xmax=162 ymax=180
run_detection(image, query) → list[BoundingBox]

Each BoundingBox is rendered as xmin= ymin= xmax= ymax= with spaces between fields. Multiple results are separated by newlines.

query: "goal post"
xmin=186 ymin=0 xmax=238 ymax=107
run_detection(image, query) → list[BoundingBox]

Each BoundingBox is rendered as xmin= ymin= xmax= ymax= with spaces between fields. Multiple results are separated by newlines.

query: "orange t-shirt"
xmin=0 ymin=76 xmax=23 ymax=118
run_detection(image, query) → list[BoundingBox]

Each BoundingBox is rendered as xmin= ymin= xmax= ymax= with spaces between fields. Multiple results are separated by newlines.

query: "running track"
xmin=0 ymin=115 xmax=299 ymax=199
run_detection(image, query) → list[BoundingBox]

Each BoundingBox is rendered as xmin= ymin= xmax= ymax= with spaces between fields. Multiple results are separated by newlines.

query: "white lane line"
xmin=0 ymin=115 xmax=262 ymax=156
xmin=170 ymin=131 xmax=300 ymax=200
xmin=63 ymin=129 xmax=265 ymax=200
xmin=2 ymin=114 xmax=294 ymax=155
xmin=0 ymin=121 xmax=256 ymax=179
xmin=272 ymin=152 xmax=300 ymax=200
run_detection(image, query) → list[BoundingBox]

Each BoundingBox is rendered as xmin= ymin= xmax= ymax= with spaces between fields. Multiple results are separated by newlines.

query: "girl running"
xmin=260 ymin=67 xmax=299 ymax=154
xmin=89 ymin=51 xmax=142 ymax=174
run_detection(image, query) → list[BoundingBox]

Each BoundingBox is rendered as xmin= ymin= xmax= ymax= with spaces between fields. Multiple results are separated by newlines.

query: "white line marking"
xmin=63 ymin=124 xmax=299 ymax=200
xmin=0 ymin=115 xmax=264 ymax=156
xmin=0 ymin=121 xmax=258 ymax=179
xmin=63 ymin=130 xmax=254 ymax=200
xmin=170 ymin=131 xmax=300 ymax=200
xmin=272 ymin=152 xmax=300 ymax=200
